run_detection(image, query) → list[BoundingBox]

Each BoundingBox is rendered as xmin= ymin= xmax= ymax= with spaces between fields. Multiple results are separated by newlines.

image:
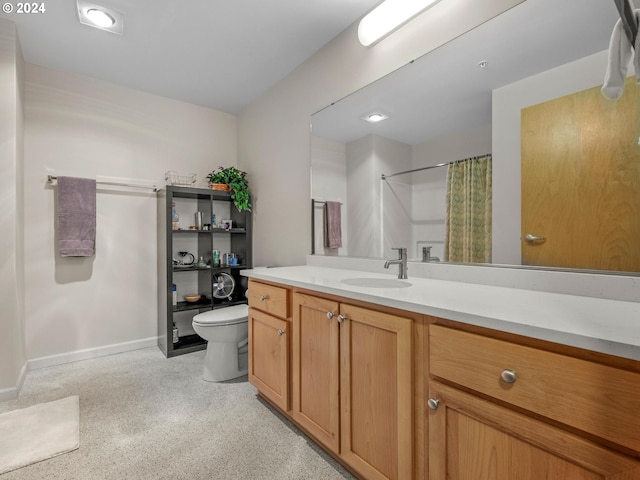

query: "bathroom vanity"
xmin=243 ymin=266 xmax=640 ymax=480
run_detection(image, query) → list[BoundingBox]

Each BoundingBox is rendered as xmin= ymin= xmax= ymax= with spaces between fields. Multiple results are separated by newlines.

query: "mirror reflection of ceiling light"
xmin=358 ymin=0 xmax=441 ymax=46
xmin=77 ymin=1 xmax=124 ymax=35
xmin=363 ymin=113 xmax=389 ymax=123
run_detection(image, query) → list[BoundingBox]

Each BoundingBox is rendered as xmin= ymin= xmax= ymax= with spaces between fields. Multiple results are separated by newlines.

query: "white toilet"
xmin=192 ymin=304 xmax=249 ymax=382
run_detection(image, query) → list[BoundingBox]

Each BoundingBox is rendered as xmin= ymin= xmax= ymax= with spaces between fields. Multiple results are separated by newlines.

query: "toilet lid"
xmin=192 ymin=304 xmax=248 ymax=326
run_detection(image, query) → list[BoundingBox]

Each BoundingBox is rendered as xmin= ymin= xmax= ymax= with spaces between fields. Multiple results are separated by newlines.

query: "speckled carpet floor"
xmin=0 ymin=347 xmax=353 ymax=480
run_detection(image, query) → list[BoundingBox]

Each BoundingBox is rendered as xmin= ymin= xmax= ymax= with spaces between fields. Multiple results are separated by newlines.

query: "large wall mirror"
xmin=310 ymin=0 xmax=640 ymax=275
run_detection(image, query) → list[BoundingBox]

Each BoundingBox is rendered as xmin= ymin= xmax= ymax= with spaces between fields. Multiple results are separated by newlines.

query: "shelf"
xmin=170 ymin=334 xmax=206 ymax=355
xmin=173 ymin=266 xmax=212 ymax=272
xmin=173 ymin=264 xmax=246 ymax=272
xmin=158 ymin=185 xmax=252 ymax=358
xmin=211 ymin=264 xmax=247 ymax=271
xmin=172 ymin=229 xmax=214 ymax=234
xmin=174 ymin=298 xmax=211 ymax=312
xmin=171 ymin=228 xmax=246 ymax=234
xmin=211 ymin=299 xmax=248 ymax=308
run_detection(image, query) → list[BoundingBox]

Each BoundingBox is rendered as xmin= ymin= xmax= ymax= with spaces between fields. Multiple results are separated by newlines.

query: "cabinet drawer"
xmin=248 ymin=281 xmax=289 ymax=318
xmin=429 ymin=324 xmax=640 ymax=453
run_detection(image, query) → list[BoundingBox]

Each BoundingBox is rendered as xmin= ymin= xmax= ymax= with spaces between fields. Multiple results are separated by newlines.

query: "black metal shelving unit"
xmin=156 ymin=186 xmax=252 ymax=358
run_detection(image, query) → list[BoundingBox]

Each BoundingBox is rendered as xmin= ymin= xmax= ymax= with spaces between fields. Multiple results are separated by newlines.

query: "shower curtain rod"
xmin=47 ymin=175 xmax=160 ymax=192
xmin=381 ymin=153 xmax=491 ymax=180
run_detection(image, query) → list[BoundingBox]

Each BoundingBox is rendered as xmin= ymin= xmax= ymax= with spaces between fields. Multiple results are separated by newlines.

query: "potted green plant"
xmin=206 ymin=166 xmax=252 ymax=212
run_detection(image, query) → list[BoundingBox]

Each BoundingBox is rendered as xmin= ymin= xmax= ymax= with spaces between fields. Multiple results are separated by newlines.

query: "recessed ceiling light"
xmin=77 ymin=1 xmax=124 ymax=35
xmin=86 ymin=8 xmax=115 ymax=28
xmin=362 ymin=113 xmax=389 ymax=123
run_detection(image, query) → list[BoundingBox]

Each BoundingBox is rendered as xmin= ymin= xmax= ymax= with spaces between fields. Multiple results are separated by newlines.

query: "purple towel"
xmin=57 ymin=176 xmax=96 ymax=257
xmin=324 ymin=201 xmax=342 ymax=249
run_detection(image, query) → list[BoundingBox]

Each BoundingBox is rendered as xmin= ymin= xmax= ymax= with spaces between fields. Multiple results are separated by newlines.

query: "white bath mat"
xmin=0 ymin=396 xmax=79 ymax=474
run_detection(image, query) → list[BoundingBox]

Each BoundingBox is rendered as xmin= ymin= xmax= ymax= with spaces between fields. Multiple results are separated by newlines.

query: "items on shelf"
xmin=165 ymin=171 xmax=196 ymax=187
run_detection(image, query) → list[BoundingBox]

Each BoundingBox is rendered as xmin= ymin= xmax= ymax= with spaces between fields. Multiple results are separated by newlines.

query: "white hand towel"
xmin=602 ymin=10 xmax=640 ymax=100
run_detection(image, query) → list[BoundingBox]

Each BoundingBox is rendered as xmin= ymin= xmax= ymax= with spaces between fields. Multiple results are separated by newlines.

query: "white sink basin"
xmin=341 ymin=278 xmax=412 ymax=288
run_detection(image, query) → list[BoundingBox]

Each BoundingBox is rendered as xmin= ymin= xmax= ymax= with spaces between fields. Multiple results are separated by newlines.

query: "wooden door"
xmin=248 ymin=307 xmax=289 ymax=411
xmin=429 ymin=381 xmax=640 ymax=480
xmin=291 ymin=293 xmax=341 ymax=453
xmin=521 ymin=76 xmax=640 ymax=272
xmin=339 ymin=303 xmax=413 ymax=480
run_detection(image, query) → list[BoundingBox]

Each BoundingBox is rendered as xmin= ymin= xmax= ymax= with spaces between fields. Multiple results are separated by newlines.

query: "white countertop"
xmin=241 ymin=265 xmax=640 ymax=361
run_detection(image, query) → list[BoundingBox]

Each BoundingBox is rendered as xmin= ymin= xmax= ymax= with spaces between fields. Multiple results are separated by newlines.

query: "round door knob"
xmin=338 ymin=314 xmax=347 ymax=323
xmin=327 ymin=312 xmax=335 ymax=319
xmin=259 ymin=295 xmax=268 ymax=301
xmin=428 ymin=398 xmax=440 ymax=410
xmin=277 ymin=329 xmax=285 ymax=336
xmin=501 ymin=369 xmax=517 ymax=384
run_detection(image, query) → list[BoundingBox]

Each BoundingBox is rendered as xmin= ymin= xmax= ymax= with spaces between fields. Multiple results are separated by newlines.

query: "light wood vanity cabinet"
xmin=247 ymin=276 xmax=640 ymax=480
xmin=247 ymin=281 xmax=290 ymax=412
xmin=292 ymin=293 xmax=414 ymax=480
xmin=428 ymin=324 xmax=640 ymax=479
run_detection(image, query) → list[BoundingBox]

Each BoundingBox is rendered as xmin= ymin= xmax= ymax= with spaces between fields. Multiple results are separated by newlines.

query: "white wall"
xmin=310 ymin=135 xmax=347 ymax=256
xmin=411 ymin=124 xmax=492 ymax=260
xmin=492 ymin=50 xmax=615 ymax=264
xmin=0 ymin=18 xmax=26 ymax=400
xmin=24 ymin=64 xmax=237 ymax=363
xmin=238 ymin=0 xmax=524 ymax=267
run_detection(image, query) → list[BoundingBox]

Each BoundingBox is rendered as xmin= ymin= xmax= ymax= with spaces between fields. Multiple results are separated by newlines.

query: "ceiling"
xmin=311 ymin=0 xmax=623 ymax=146
xmin=1 ymin=0 xmax=381 ymax=113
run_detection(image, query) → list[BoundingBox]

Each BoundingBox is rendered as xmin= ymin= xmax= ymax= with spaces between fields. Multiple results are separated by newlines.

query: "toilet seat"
xmin=192 ymin=304 xmax=248 ymax=327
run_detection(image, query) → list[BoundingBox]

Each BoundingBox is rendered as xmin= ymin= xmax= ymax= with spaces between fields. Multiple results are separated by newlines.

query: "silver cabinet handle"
xmin=338 ymin=314 xmax=347 ymax=323
xmin=277 ymin=329 xmax=285 ymax=336
xmin=428 ymin=398 xmax=440 ymax=410
xmin=501 ymin=369 xmax=517 ymax=384
xmin=259 ymin=295 xmax=268 ymax=301
xmin=525 ymin=234 xmax=546 ymax=243
xmin=327 ymin=312 xmax=335 ymax=319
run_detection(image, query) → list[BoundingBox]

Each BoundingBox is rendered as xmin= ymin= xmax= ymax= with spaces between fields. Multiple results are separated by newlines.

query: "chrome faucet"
xmin=422 ymin=246 xmax=440 ymax=263
xmin=384 ymin=247 xmax=408 ymax=279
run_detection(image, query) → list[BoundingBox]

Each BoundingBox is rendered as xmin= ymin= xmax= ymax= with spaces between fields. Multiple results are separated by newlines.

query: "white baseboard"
xmin=0 ymin=362 xmax=28 ymax=402
xmin=27 ymin=337 xmax=159 ymax=371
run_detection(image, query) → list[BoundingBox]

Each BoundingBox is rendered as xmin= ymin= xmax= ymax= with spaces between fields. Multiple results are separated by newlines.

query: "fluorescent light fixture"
xmin=362 ymin=113 xmax=389 ymax=123
xmin=77 ymin=1 xmax=124 ymax=35
xmin=358 ymin=0 xmax=441 ymax=47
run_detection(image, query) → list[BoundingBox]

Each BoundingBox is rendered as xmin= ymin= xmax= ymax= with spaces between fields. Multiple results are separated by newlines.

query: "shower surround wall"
xmin=23 ymin=64 xmax=237 ymax=366
xmin=346 ymin=135 xmax=411 ymax=259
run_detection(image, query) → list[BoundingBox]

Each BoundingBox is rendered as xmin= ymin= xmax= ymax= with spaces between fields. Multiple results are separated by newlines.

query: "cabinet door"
xmin=248 ymin=307 xmax=289 ymax=411
xmin=340 ymin=304 xmax=413 ymax=480
xmin=429 ymin=381 xmax=640 ymax=480
xmin=292 ymin=293 xmax=341 ymax=453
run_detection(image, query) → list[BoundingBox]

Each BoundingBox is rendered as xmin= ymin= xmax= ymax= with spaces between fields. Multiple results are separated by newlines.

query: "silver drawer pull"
xmin=338 ymin=314 xmax=347 ymax=323
xmin=259 ymin=295 xmax=268 ymax=301
xmin=327 ymin=312 xmax=335 ymax=319
xmin=277 ymin=329 xmax=285 ymax=336
xmin=501 ymin=369 xmax=517 ymax=384
xmin=427 ymin=398 xmax=440 ymax=410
